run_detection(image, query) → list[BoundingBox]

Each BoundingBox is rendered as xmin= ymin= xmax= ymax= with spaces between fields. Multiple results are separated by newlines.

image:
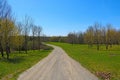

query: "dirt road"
xmin=18 ymin=44 xmax=98 ymax=80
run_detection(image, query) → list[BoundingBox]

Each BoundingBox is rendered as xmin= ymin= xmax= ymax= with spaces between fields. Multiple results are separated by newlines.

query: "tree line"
xmin=0 ymin=0 xmax=42 ymax=59
xmin=49 ymin=23 xmax=120 ymax=50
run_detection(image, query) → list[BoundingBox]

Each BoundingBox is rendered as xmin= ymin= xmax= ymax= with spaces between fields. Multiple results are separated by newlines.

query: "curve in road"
xmin=18 ymin=44 xmax=98 ymax=80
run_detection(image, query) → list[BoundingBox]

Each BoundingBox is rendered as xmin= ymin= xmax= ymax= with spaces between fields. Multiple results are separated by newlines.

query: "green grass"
xmin=48 ymin=42 xmax=120 ymax=80
xmin=0 ymin=49 xmax=52 ymax=80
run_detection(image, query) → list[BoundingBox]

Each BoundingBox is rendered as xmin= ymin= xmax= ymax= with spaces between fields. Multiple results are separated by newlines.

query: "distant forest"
xmin=49 ymin=23 xmax=120 ymax=50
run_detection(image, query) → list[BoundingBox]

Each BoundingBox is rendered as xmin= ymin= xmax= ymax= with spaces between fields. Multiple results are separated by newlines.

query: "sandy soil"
xmin=18 ymin=44 xmax=98 ymax=80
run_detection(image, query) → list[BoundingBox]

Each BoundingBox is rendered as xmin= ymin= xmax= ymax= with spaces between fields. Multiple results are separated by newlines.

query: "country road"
xmin=18 ymin=44 xmax=98 ymax=80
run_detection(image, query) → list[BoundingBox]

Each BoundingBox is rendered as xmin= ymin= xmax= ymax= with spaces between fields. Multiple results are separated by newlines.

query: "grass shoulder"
xmin=0 ymin=45 xmax=53 ymax=80
xmin=48 ymin=42 xmax=120 ymax=80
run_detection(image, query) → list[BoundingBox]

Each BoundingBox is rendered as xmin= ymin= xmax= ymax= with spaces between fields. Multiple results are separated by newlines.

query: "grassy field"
xmin=49 ymin=42 xmax=120 ymax=80
xmin=0 ymin=49 xmax=52 ymax=80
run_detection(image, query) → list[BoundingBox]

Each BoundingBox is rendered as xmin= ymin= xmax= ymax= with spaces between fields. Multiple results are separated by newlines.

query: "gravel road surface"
xmin=18 ymin=44 xmax=98 ymax=80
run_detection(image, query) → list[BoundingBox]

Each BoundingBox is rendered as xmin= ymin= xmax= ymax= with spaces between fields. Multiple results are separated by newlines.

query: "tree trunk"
xmin=97 ymin=44 xmax=99 ymax=50
xmin=97 ymin=41 xmax=100 ymax=50
xmin=0 ymin=43 xmax=4 ymax=57
xmin=106 ymin=44 xmax=108 ymax=50
xmin=19 ymin=45 xmax=21 ymax=53
xmin=6 ymin=43 xmax=10 ymax=59
xmin=33 ymin=36 xmax=35 ymax=50
xmin=19 ymin=38 xmax=21 ymax=53
xmin=38 ymin=36 xmax=41 ymax=50
xmin=25 ymin=35 xmax=27 ymax=53
xmin=25 ymin=40 xmax=27 ymax=54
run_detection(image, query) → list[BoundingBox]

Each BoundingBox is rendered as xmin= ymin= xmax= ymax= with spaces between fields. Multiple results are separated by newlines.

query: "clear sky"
xmin=8 ymin=0 xmax=120 ymax=36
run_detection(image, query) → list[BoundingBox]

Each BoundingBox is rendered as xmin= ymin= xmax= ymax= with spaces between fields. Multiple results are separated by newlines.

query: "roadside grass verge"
xmin=48 ymin=42 xmax=120 ymax=80
xmin=0 ymin=49 xmax=52 ymax=80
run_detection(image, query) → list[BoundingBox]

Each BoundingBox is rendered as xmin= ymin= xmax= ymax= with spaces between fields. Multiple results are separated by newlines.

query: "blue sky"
xmin=8 ymin=0 xmax=120 ymax=36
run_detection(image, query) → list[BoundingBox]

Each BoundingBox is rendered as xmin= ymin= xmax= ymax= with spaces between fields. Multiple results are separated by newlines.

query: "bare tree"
xmin=117 ymin=30 xmax=120 ymax=45
xmin=0 ymin=23 xmax=4 ymax=57
xmin=67 ymin=32 xmax=75 ymax=44
xmin=0 ymin=0 xmax=13 ymax=59
xmin=78 ymin=32 xmax=84 ymax=44
xmin=0 ymin=19 xmax=3 ymax=57
xmin=22 ymin=16 xmax=32 ymax=53
xmin=37 ymin=26 xmax=42 ymax=50
xmin=5 ymin=5 xmax=12 ymax=59
xmin=84 ymin=26 xmax=94 ymax=47
xmin=0 ymin=0 xmax=19 ymax=59
xmin=31 ymin=24 xmax=37 ymax=50
xmin=0 ymin=0 xmax=7 ymax=18
xmin=106 ymin=24 xmax=117 ymax=49
xmin=94 ymin=23 xmax=102 ymax=50
xmin=17 ymin=22 xmax=23 ymax=53
xmin=0 ymin=0 xmax=7 ymax=57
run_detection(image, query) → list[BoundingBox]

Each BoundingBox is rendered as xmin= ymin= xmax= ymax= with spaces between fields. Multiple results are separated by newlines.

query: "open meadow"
xmin=49 ymin=42 xmax=120 ymax=80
